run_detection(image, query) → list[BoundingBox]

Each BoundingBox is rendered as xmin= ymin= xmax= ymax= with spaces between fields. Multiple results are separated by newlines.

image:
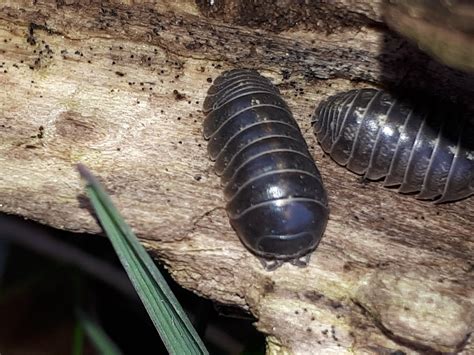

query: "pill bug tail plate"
xmin=203 ymin=69 xmax=329 ymax=271
xmin=312 ymin=88 xmax=474 ymax=203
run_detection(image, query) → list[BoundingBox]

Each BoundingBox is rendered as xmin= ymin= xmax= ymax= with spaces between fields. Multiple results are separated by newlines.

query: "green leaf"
xmin=76 ymin=309 xmax=122 ymax=355
xmin=77 ymin=164 xmax=208 ymax=355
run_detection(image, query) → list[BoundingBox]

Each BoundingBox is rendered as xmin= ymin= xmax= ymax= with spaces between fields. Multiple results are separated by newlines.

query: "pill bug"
xmin=203 ymin=69 xmax=329 ymax=270
xmin=312 ymin=88 xmax=474 ymax=203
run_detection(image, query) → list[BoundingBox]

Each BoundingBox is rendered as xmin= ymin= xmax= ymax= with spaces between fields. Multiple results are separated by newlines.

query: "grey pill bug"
xmin=312 ymin=88 xmax=474 ymax=203
xmin=203 ymin=69 xmax=329 ymax=270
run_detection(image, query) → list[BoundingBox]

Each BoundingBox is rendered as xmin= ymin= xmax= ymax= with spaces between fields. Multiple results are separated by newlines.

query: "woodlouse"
xmin=312 ymin=88 xmax=474 ymax=203
xmin=203 ymin=69 xmax=329 ymax=270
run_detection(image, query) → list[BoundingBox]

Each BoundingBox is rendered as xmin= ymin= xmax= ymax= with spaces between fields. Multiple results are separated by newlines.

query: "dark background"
xmin=0 ymin=213 xmax=264 ymax=355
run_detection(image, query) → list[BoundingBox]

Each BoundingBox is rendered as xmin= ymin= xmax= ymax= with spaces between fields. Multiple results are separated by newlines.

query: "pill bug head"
xmin=229 ymin=198 xmax=329 ymax=268
xmin=311 ymin=89 xmax=375 ymax=154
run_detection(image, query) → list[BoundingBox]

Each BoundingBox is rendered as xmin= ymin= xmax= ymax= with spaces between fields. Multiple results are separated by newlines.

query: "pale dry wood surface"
xmin=0 ymin=1 xmax=473 ymax=354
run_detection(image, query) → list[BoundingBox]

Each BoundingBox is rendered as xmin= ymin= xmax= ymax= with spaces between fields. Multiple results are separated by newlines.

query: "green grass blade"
xmin=72 ymin=319 xmax=85 ymax=355
xmin=77 ymin=164 xmax=208 ymax=355
xmin=76 ymin=309 xmax=122 ymax=355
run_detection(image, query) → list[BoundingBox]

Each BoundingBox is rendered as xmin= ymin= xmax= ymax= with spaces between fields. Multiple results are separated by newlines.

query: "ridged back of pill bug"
xmin=312 ymin=88 xmax=474 ymax=203
xmin=203 ymin=69 xmax=329 ymax=269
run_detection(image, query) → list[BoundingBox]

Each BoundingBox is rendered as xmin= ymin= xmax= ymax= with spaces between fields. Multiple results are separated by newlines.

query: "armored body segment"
xmin=312 ymin=88 xmax=474 ymax=203
xmin=204 ymin=69 xmax=329 ymax=270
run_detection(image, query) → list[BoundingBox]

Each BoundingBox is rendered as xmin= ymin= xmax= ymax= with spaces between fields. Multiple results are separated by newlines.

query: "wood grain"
xmin=0 ymin=1 xmax=472 ymax=353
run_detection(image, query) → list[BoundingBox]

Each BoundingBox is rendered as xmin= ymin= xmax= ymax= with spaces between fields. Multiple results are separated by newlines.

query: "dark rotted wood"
xmin=1 ymin=1 xmax=473 ymax=102
xmin=0 ymin=1 xmax=472 ymax=354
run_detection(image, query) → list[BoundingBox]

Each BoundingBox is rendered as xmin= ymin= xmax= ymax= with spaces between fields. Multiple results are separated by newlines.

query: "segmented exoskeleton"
xmin=312 ymin=88 xmax=474 ymax=203
xmin=203 ymin=69 xmax=329 ymax=270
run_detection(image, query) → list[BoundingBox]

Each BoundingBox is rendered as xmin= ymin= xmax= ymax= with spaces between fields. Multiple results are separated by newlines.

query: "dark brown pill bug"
xmin=312 ymin=88 xmax=474 ymax=203
xmin=203 ymin=69 xmax=329 ymax=270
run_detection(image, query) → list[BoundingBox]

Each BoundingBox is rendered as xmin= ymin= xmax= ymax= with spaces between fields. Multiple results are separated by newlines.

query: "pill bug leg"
xmin=289 ymin=253 xmax=312 ymax=268
xmin=260 ymin=258 xmax=285 ymax=271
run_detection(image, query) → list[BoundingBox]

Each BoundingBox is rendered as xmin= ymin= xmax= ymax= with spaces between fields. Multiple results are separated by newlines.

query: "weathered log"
xmin=0 ymin=1 xmax=472 ymax=353
xmin=384 ymin=0 xmax=474 ymax=73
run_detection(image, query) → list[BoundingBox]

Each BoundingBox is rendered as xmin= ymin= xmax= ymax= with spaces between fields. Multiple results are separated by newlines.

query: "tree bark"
xmin=0 ymin=1 xmax=472 ymax=353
